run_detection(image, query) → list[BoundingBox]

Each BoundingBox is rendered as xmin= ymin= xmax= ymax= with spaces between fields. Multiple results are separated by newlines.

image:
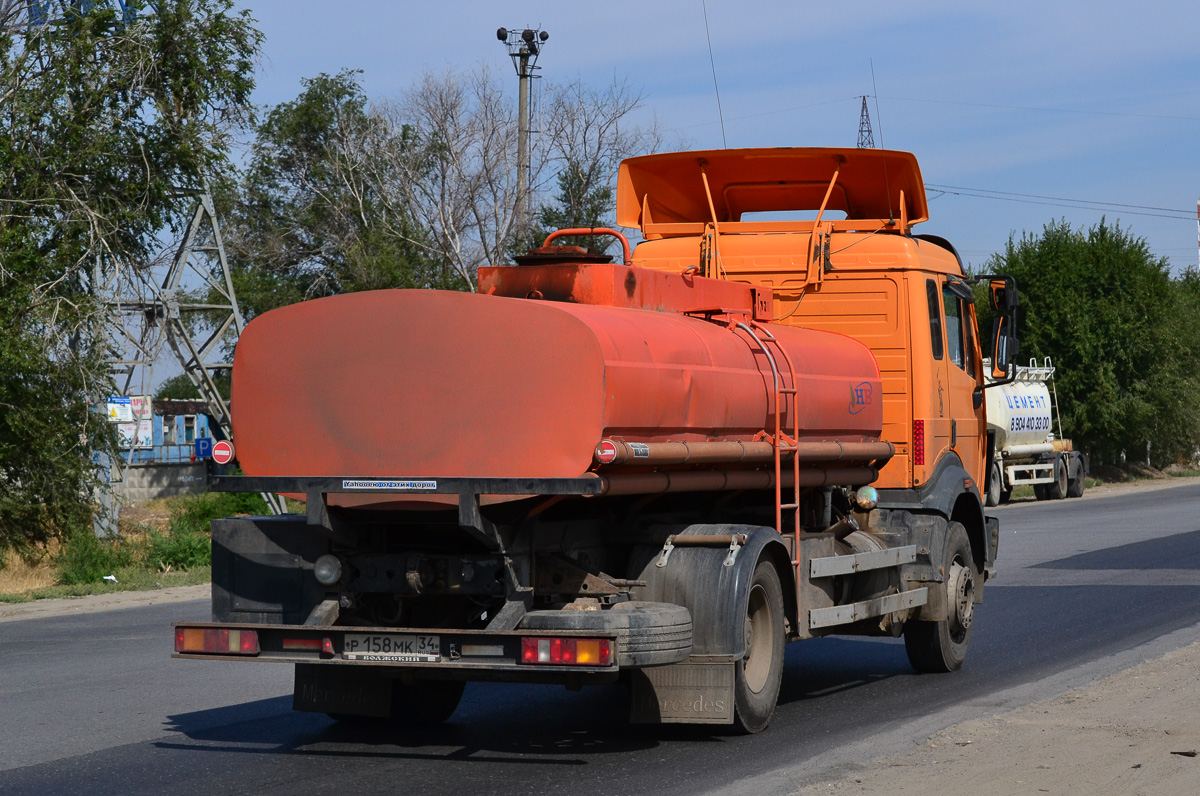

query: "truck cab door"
xmin=941 ymin=279 xmax=986 ymax=487
xmin=915 ymin=278 xmax=951 ymax=487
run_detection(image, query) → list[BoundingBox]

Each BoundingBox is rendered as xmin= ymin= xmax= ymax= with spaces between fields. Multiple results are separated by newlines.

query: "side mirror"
xmin=988 ymin=278 xmax=1018 ymax=312
xmin=990 ymin=314 xmax=1019 ymax=379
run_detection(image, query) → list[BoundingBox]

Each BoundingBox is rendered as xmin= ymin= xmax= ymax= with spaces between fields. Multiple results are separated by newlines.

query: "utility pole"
xmin=857 ymin=96 xmax=875 ymax=149
xmin=497 ymin=26 xmax=549 ymax=232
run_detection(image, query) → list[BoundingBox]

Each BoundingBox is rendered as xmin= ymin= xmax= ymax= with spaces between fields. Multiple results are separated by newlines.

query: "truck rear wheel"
xmin=1067 ymin=461 xmax=1085 ymax=498
xmin=391 ymin=679 xmax=465 ymax=726
xmin=904 ymin=522 xmax=975 ymax=673
xmin=326 ymin=679 xmax=465 ymax=728
xmin=985 ymin=462 xmax=1002 ymax=507
xmin=733 ymin=560 xmax=786 ymax=733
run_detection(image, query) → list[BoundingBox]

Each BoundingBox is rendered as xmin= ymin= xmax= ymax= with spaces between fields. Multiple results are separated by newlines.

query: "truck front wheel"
xmin=904 ymin=522 xmax=976 ymax=673
xmin=985 ymin=462 xmax=1002 ymax=507
xmin=733 ymin=560 xmax=786 ymax=733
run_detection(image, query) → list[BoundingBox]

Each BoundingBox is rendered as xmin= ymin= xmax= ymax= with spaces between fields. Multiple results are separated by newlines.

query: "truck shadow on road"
xmin=154 ymin=637 xmax=914 ymax=767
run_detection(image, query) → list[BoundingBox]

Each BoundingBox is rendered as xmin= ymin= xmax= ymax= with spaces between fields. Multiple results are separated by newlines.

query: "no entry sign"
xmin=212 ymin=440 xmax=235 ymax=465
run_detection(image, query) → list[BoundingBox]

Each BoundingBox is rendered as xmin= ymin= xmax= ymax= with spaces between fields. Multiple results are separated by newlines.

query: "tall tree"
xmin=381 ymin=70 xmax=665 ymax=284
xmin=381 ymin=66 xmax=528 ymax=289
xmin=532 ymin=78 xmax=664 ymax=254
xmin=0 ymin=0 xmax=261 ymax=552
xmin=220 ymin=70 xmax=457 ymax=319
xmin=984 ymin=219 xmax=1200 ymax=467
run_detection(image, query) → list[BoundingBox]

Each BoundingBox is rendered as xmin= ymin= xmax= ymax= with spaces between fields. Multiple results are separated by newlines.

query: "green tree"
xmin=221 ymin=70 xmax=459 ymax=319
xmin=510 ymin=162 xmax=616 ymax=257
xmin=984 ymin=219 xmax=1200 ymax=466
xmin=155 ymin=371 xmax=231 ymax=401
xmin=0 ymin=1 xmax=261 ymax=553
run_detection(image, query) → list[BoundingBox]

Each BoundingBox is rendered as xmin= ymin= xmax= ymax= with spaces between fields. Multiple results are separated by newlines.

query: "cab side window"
xmin=962 ymin=297 xmax=977 ymax=376
xmin=926 ymin=279 xmax=944 ymax=360
xmin=942 ymin=284 xmax=964 ymax=369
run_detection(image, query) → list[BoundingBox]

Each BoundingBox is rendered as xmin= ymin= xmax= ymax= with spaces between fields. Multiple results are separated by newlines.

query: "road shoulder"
xmin=787 ymin=635 xmax=1200 ymax=794
xmin=0 ymin=583 xmax=209 ymax=623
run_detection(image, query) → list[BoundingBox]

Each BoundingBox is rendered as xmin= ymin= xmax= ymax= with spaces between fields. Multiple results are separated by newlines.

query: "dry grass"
xmin=118 ymin=497 xmax=174 ymax=533
xmin=0 ymin=497 xmax=177 ymax=596
xmin=0 ymin=547 xmax=59 ymax=593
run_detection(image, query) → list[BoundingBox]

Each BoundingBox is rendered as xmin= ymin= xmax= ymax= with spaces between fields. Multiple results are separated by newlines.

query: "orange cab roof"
xmin=616 ymin=148 xmax=929 ymax=233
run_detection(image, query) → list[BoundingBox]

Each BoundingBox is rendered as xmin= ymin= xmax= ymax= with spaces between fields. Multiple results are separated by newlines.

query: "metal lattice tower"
xmin=857 ymin=96 xmax=875 ymax=149
xmin=97 ymin=191 xmax=241 ymax=427
xmin=94 ymin=190 xmax=285 ymax=515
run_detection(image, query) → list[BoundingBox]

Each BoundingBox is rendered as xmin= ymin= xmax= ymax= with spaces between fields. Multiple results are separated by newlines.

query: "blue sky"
xmin=236 ymin=0 xmax=1200 ymax=272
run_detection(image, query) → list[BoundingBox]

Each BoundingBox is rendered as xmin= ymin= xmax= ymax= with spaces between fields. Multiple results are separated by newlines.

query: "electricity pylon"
xmin=857 ymin=96 xmax=875 ymax=149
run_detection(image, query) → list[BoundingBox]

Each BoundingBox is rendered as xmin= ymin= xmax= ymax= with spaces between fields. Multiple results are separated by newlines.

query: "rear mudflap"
xmin=628 ymin=656 xmax=736 ymax=725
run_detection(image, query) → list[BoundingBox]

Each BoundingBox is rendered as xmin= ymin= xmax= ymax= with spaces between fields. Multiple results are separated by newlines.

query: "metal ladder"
xmin=735 ymin=321 xmax=802 ymax=556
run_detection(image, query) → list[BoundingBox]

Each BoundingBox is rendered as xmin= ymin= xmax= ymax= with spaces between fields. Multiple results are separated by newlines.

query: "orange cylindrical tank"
xmin=231 ymin=289 xmax=882 ymax=489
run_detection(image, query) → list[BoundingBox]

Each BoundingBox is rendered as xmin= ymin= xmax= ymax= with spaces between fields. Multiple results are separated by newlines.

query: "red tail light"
xmin=175 ymin=627 xmax=260 ymax=655
xmin=520 ymin=637 xmax=613 ymax=666
xmin=913 ymin=419 xmax=925 ymax=466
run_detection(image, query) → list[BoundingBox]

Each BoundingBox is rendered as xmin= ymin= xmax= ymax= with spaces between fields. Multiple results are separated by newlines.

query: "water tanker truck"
xmin=173 ymin=147 xmax=1019 ymax=733
xmin=983 ymin=358 xmax=1087 ymax=506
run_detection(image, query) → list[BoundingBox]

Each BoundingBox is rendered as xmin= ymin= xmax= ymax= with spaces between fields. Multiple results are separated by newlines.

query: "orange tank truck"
xmin=173 ymin=147 xmax=1018 ymax=734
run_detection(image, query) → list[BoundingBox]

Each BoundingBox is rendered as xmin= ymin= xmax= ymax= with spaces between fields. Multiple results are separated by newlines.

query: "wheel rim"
xmin=947 ymin=557 xmax=975 ymax=641
xmin=743 ymin=583 xmax=772 ymax=693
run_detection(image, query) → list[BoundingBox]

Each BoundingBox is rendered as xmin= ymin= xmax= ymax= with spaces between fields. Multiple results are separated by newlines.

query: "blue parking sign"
xmin=195 ymin=437 xmax=213 ymax=459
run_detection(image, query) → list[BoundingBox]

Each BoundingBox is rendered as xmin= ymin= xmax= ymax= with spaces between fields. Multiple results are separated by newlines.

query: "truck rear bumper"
xmin=172 ymin=621 xmax=620 ymax=681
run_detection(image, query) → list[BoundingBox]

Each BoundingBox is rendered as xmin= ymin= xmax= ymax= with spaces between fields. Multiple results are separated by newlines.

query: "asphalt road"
xmin=4 ymin=483 xmax=1200 ymax=795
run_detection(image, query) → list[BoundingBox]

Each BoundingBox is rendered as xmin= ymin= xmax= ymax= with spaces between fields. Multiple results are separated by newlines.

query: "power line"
xmin=666 ymin=97 xmax=856 ymax=133
xmin=926 ymin=183 xmax=1196 ymax=221
xmin=882 ymin=95 xmax=1200 ymax=123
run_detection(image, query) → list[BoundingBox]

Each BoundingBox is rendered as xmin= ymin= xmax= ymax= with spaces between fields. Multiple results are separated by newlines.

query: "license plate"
xmin=342 ymin=633 xmax=440 ymax=662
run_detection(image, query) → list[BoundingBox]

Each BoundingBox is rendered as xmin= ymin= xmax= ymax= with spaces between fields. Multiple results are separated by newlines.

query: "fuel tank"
xmin=232 ymin=285 xmax=883 ymax=492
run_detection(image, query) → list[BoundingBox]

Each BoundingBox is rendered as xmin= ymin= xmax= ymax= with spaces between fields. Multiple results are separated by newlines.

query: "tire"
xmin=391 ymin=679 xmax=465 ymax=726
xmin=1033 ymin=483 xmax=1049 ymax=501
xmin=1067 ymin=458 xmax=1085 ymax=498
xmin=985 ymin=462 xmax=1002 ymax=507
xmin=733 ymin=560 xmax=786 ymax=734
xmin=904 ymin=522 xmax=976 ymax=673
xmin=999 ymin=486 xmax=1012 ymax=504
xmin=521 ymin=601 xmax=693 ymax=668
xmin=1046 ymin=458 xmax=1068 ymax=500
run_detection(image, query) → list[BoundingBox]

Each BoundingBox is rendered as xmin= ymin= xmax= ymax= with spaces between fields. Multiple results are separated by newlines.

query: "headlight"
xmin=313 ymin=554 xmax=342 ymax=586
xmin=854 ymin=486 xmax=878 ymax=511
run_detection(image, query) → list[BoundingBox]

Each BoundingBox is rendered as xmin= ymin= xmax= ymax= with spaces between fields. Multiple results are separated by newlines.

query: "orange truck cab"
xmin=173 ymin=147 xmax=1018 ymax=734
xmin=622 ymin=148 xmax=1014 ymax=583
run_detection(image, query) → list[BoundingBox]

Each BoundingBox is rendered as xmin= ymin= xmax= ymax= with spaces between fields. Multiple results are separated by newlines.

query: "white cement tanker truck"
xmin=984 ymin=358 xmax=1087 ymax=506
